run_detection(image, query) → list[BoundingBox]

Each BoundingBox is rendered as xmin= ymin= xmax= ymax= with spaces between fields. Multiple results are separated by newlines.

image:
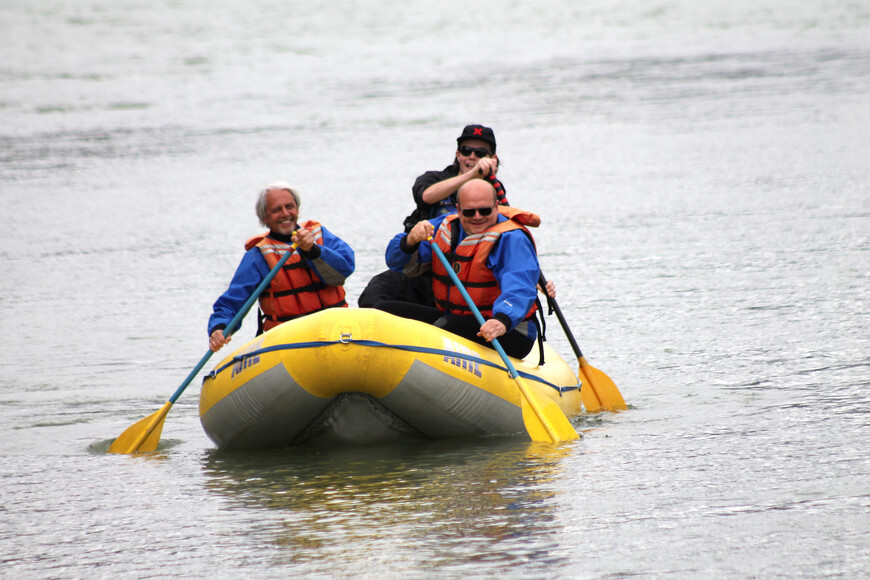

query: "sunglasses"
xmin=460 ymin=206 xmax=495 ymax=218
xmin=458 ymin=146 xmax=492 ymax=158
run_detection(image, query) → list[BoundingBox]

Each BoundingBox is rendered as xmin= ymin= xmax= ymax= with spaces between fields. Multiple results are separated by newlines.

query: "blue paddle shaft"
xmin=428 ymin=239 xmax=520 ymax=379
xmin=167 ymin=244 xmax=297 ymax=404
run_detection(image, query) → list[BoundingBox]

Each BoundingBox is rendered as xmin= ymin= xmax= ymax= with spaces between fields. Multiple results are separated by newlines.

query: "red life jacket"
xmin=431 ymin=207 xmax=540 ymax=320
xmin=245 ymin=221 xmax=347 ymax=331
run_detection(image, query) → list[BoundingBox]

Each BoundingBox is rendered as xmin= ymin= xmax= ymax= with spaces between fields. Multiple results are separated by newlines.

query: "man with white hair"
xmin=207 ymin=181 xmax=355 ymax=352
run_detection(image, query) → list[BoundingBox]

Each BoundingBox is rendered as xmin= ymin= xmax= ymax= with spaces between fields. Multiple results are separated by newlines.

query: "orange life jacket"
xmin=245 ymin=221 xmax=347 ymax=331
xmin=432 ymin=207 xmax=540 ymax=321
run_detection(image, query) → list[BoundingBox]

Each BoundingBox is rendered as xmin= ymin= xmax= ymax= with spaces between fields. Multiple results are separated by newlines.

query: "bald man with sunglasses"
xmin=377 ymin=180 xmax=542 ymax=360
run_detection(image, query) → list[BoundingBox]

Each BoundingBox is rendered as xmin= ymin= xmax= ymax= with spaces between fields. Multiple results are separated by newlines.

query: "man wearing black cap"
xmin=358 ymin=124 xmax=508 ymax=308
xmin=403 ymin=124 xmax=505 ymax=231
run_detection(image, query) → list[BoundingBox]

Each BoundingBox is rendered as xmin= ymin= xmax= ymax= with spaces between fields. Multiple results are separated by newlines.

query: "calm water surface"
xmin=1 ymin=0 xmax=868 ymax=577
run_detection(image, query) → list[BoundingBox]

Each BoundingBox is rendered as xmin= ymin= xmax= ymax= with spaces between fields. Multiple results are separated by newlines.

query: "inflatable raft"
xmin=199 ymin=308 xmax=582 ymax=449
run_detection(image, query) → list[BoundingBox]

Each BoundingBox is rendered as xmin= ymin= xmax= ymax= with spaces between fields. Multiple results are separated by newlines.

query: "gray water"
xmin=2 ymin=0 xmax=869 ymax=577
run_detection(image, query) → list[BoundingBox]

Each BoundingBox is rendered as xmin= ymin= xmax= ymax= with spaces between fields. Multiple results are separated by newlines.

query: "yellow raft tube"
xmin=200 ymin=308 xmax=581 ymax=449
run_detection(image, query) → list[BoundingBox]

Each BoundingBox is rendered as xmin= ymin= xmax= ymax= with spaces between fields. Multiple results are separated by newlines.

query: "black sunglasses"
xmin=460 ymin=206 xmax=495 ymax=218
xmin=458 ymin=146 xmax=492 ymax=158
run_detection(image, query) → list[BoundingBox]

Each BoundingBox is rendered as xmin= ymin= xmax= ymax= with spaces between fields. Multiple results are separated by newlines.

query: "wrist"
xmin=300 ymin=244 xmax=321 ymax=259
xmin=493 ymin=313 xmax=512 ymax=330
xmin=400 ymin=235 xmax=420 ymax=254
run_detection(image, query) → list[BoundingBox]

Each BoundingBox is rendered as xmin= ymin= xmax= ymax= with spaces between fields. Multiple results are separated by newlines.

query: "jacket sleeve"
xmin=385 ymin=233 xmax=414 ymax=272
xmin=386 ymin=215 xmax=447 ymax=275
xmin=487 ymin=230 xmax=540 ymax=331
xmin=208 ymin=248 xmax=270 ymax=336
xmin=303 ymin=226 xmax=355 ymax=286
xmin=412 ymin=168 xmax=452 ymax=207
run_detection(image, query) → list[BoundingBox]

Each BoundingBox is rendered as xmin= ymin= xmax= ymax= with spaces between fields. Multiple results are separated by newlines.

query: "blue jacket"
xmin=208 ymin=226 xmax=355 ymax=336
xmin=385 ymin=214 xmax=539 ymax=337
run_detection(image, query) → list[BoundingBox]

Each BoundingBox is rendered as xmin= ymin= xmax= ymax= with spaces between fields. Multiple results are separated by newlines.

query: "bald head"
xmin=457 ymin=179 xmax=497 ymax=207
xmin=456 ymin=180 xmax=499 ymax=234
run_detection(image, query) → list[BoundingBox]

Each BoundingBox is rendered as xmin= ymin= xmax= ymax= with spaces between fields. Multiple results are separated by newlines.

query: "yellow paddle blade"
xmin=580 ymin=383 xmax=604 ymax=413
xmin=107 ymin=402 xmax=171 ymax=454
xmin=579 ymin=357 xmax=627 ymax=413
xmin=515 ymin=377 xmax=579 ymax=443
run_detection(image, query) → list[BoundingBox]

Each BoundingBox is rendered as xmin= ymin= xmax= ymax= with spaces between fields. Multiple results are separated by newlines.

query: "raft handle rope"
xmin=205 ymin=338 xmax=579 ymax=395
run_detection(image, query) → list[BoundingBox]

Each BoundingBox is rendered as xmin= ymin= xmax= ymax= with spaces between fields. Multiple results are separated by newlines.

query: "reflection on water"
xmin=201 ymin=439 xmax=574 ymax=574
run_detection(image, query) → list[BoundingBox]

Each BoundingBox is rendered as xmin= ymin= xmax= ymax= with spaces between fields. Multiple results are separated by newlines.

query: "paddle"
xmin=108 ymin=242 xmax=299 ymax=454
xmin=538 ymin=271 xmax=627 ymax=413
xmin=428 ymin=238 xmax=578 ymax=443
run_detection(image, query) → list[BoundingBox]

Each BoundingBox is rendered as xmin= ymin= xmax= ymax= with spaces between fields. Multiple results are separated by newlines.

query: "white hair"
xmin=255 ymin=181 xmax=301 ymax=227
